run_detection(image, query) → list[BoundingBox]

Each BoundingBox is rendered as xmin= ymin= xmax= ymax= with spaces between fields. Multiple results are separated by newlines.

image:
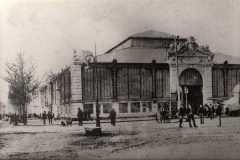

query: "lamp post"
xmin=85 ymin=54 xmax=100 ymax=127
xmin=175 ymin=36 xmax=180 ymax=109
xmin=184 ymin=87 xmax=189 ymax=108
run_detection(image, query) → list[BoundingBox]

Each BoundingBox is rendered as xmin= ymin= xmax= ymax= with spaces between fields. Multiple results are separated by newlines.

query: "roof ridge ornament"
xmin=188 ymin=37 xmax=197 ymax=50
xmin=167 ymin=36 xmax=214 ymax=59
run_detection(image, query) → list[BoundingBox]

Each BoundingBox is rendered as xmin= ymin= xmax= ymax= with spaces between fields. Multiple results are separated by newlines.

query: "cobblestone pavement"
xmin=0 ymin=116 xmax=240 ymax=159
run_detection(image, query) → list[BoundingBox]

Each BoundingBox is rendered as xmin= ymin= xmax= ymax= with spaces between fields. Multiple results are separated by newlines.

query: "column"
xmin=205 ymin=66 xmax=213 ymax=104
xmin=112 ymin=59 xmax=118 ymax=100
xmin=70 ymin=62 xmax=84 ymax=118
xmin=152 ymin=60 xmax=156 ymax=99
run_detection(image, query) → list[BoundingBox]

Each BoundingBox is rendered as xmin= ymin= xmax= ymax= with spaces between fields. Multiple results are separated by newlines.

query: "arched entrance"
xmin=180 ymin=69 xmax=203 ymax=114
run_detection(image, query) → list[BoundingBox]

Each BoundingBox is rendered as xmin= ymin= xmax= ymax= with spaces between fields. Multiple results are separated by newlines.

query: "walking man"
xmin=198 ymin=104 xmax=205 ymax=124
xmin=110 ymin=108 xmax=116 ymax=126
xmin=9 ymin=113 xmax=12 ymax=124
xmin=178 ymin=105 xmax=185 ymax=128
xmin=77 ymin=108 xmax=83 ymax=126
xmin=216 ymin=102 xmax=222 ymax=127
xmin=187 ymin=104 xmax=198 ymax=128
xmin=48 ymin=111 xmax=53 ymax=124
xmin=42 ymin=111 xmax=47 ymax=124
xmin=162 ymin=103 xmax=169 ymax=123
xmin=210 ymin=104 xmax=215 ymax=120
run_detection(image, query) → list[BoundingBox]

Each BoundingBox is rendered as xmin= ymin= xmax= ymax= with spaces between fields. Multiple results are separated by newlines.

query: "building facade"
xmin=78 ymin=30 xmax=240 ymax=117
xmin=30 ymin=30 xmax=240 ymax=119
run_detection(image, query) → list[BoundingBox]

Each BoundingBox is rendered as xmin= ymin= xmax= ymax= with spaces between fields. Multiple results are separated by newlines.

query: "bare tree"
xmin=5 ymin=53 xmax=39 ymax=125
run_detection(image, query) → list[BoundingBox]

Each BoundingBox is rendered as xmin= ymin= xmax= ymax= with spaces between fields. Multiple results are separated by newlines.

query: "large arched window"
xmin=180 ymin=69 xmax=202 ymax=86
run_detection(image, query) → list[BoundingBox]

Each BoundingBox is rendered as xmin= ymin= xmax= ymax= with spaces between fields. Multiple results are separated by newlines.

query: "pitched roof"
xmin=105 ymin=30 xmax=187 ymax=54
xmin=130 ymin=30 xmax=186 ymax=39
xmin=98 ymin=48 xmax=168 ymax=63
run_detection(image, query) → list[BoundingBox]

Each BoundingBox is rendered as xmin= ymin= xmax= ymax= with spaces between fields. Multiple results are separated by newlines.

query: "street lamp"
xmin=184 ymin=86 xmax=189 ymax=108
xmin=85 ymin=54 xmax=100 ymax=127
xmin=175 ymin=36 xmax=181 ymax=110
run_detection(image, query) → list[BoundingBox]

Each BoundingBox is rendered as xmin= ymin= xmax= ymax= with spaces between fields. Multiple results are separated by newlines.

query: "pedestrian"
xmin=198 ymin=104 xmax=205 ymax=124
xmin=88 ymin=110 xmax=92 ymax=121
xmin=207 ymin=104 xmax=212 ymax=118
xmin=14 ymin=113 xmax=18 ymax=125
xmin=162 ymin=103 xmax=168 ymax=123
xmin=110 ymin=108 xmax=116 ymax=126
xmin=183 ymin=105 xmax=188 ymax=122
xmin=77 ymin=108 xmax=83 ymax=126
xmin=178 ymin=105 xmax=185 ymax=128
xmin=52 ymin=113 xmax=55 ymax=121
xmin=225 ymin=107 xmax=229 ymax=116
xmin=206 ymin=104 xmax=211 ymax=117
xmin=216 ymin=102 xmax=223 ymax=127
xmin=9 ymin=113 xmax=12 ymax=124
xmin=210 ymin=104 xmax=215 ymax=120
xmin=158 ymin=104 xmax=164 ymax=122
xmin=48 ymin=111 xmax=53 ymax=124
xmin=186 ymin=104 xmax=198 ymax=128
xmin=40 ymin=113 xmax=41 ymax=118
xmin=84 ymin=110 xmax=88 ymax=121
xmin=42 ymin=111 xmax=47 ymax=124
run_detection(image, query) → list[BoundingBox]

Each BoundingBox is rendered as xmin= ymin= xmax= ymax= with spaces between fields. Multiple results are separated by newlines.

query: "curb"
xmin=4 ymin=118 xmax=159 ymax=126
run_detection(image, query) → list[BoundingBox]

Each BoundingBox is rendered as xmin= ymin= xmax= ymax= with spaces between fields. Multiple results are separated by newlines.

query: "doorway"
xmin=180 ymin=69 xmax=203 ymax=114
xmin=181 ymin=85 xmax=203 ymax=114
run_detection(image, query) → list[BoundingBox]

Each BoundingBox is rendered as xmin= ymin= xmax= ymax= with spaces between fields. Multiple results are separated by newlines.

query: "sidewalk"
xmin=1 ymin=115 xmax=232 ymax=126
xmin=1 ymin=116 xmax=158 ymax=126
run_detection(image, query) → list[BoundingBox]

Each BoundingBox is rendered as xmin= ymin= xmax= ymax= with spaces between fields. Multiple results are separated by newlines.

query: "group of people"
xmin=8 ymin=113 xmax=20 ymax=125
xmin=77 ymin=107 xmax=116 ymax=126
xmin=178 ymin=102 xmax=223 ymax=128
xmin=42 ymin=111 xmax=54 ymax=124
xmin=158 ymin=103 xmax=170 ymax=123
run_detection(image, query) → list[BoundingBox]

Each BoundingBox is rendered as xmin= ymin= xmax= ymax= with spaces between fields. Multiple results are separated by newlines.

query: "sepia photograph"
xmin=0 ymin=0 xmax=240 ymax=159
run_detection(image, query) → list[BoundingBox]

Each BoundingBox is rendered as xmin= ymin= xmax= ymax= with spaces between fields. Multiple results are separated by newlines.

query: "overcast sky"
xmin=0 ymin=0 xmax=240 ymax=104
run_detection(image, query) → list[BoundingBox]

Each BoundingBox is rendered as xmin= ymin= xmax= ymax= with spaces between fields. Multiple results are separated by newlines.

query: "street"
xmin=0 ymin=116 xmax=240 ymax=159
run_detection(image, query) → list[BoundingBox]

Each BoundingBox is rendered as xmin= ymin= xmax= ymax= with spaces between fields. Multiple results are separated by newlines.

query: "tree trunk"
xmin=23 ymin=104 xmax=27 ymax=125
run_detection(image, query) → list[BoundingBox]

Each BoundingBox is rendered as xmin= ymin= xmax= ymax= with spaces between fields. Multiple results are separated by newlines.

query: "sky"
xmin=0 ymin=0 xmax=240 ymax=104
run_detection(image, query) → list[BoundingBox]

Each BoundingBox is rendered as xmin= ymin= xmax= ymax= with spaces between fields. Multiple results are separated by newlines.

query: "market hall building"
xmin=67 ymin=30 xmax=239 ymax=119
xmin=38 ymin=30 xmax=239 ymax=119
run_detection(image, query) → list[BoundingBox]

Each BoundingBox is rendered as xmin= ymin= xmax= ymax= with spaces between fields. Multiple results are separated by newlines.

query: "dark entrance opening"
xmin=180 ymin=69 xmax=203 ymax=114
xmin=181 ymin=85 xmax=203 ymax=114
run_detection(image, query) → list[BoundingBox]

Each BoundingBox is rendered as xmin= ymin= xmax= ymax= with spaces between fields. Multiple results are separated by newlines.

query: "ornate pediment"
xmin=168 ymin=36 xmax=214 ymax=60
